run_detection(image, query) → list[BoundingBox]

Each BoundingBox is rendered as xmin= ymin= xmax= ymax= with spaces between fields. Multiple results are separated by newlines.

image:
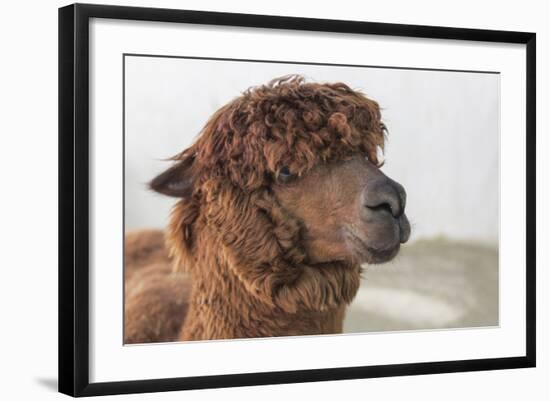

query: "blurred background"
xmin=125 ymin=56 xmax=499 ymax=332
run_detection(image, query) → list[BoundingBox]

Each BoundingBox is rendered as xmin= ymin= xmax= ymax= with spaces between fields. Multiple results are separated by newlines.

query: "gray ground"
xmin=344 ymin=238 xmax=499 ymax=333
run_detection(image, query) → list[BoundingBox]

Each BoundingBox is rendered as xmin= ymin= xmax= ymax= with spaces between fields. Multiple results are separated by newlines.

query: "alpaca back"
xmin=124 ymin=230 xmax=191 ymax=344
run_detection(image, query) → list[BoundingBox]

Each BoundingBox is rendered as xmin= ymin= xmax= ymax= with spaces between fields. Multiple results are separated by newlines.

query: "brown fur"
xmin=125 ymin=76 xmax=392 ymax=343
xmin=124 ymin=229 xmax=171 ymax=281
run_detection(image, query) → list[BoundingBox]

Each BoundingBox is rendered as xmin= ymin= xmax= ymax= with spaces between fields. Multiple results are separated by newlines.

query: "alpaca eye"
xmin=278 ymin=166 xmax=294 ymax=183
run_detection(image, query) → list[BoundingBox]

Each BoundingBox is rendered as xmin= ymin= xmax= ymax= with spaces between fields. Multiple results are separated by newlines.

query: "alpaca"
xmin=124 ymin=76 xmax=410 ymax=344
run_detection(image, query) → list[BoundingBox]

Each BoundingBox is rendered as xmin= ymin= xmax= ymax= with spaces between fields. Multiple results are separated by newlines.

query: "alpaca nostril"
xmin=362 ymin=169 xmax=407 ymax=218
xmin=364 ymin=185 xmax=404 ymax=218
xmin=366 ymin=202 xmax=395 ymax=216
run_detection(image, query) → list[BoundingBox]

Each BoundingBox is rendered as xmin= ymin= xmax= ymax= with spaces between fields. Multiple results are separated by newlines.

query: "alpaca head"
xmin=151 ymin=76 xmax=410 ymax=312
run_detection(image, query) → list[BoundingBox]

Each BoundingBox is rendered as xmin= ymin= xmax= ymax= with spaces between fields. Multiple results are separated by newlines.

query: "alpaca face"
xmin=272 ymin=156 xmax=410 ymax=265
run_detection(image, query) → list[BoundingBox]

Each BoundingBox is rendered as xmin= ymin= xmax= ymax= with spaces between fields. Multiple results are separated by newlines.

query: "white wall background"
xmin=0 ymin=0 xmax=548 ymax=400
xmin=125 ymin=57 xmax=499 ymax=244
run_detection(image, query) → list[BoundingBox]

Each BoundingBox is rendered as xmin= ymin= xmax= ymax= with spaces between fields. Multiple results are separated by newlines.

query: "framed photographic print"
xmin=58 ymin=3 xmax=536 ymax=397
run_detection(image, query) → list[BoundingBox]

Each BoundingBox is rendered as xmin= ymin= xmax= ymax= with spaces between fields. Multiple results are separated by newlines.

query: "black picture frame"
xmin=58 ymin=3 xmax=536 ymax=397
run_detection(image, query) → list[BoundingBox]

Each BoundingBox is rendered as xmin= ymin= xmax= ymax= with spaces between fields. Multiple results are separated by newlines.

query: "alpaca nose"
xmin=398 ymin=214 xmax=411 ymax=243
xmin=363 ymin=176 xmax=407 ymax=218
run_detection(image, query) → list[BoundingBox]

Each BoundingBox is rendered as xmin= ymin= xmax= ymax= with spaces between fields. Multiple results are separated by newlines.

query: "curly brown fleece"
xmin=134 ymin=76 xmax=386 ymax=342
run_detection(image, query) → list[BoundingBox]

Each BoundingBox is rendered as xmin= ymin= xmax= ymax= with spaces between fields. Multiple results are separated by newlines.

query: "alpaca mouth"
xmin=344 ymin=229 xmax=400 ymax=264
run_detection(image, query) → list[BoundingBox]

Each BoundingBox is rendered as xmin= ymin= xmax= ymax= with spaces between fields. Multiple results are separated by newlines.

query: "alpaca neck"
xmin=179 ymin=259 xmax=347 ymax=341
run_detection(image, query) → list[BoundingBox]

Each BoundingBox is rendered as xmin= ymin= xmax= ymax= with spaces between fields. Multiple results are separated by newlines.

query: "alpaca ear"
xmin=150 ymin=156 xmax=196 ymax=198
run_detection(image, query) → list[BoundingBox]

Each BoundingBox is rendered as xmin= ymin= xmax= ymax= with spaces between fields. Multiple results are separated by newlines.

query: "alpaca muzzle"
xmin=361 ymin=162 xmax=411 ymax=246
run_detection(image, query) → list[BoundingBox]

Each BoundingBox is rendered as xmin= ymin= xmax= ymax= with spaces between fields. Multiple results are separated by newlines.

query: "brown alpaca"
xmin=124 ymin=76 xmax=410 ymax=344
